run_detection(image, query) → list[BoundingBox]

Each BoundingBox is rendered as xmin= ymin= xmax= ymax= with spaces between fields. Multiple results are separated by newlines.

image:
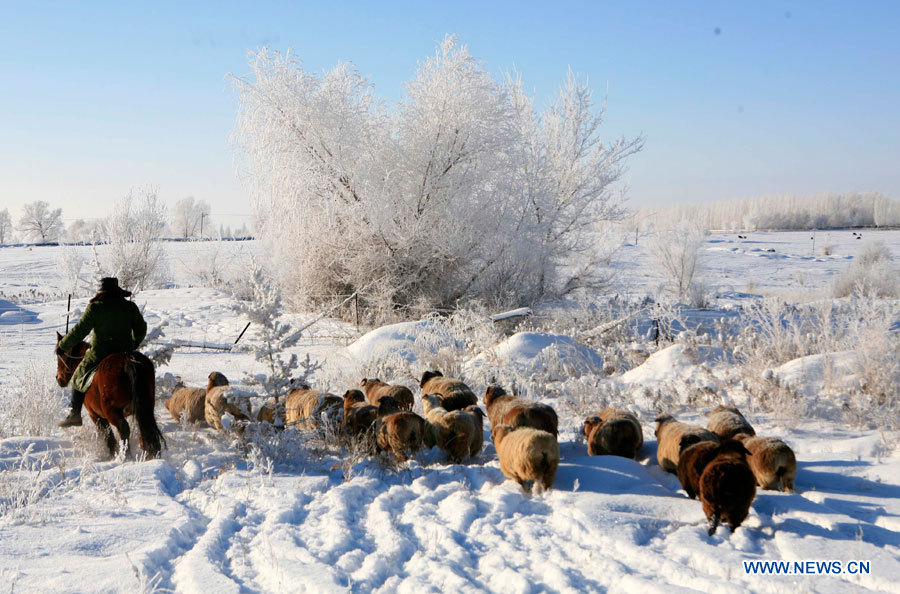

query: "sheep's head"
xmin=483 ymin=385 xmax=508 ymax=406
xmin=584 ymin=415 xmax=603 ymax=438
xmin=207 ymin=371 xmax=229 ymax=391
xmin=464 ymin=404 xmax=485 ymax=421
xmin=377 ymin=396 xmax=402 ymax=417
xmin=420 ymin=370 xmax=443 ymax=387
xmin=343 ymin=389 xmax=366 ymax=405
xmin=717 ymin=439 xmax=751 ymax=461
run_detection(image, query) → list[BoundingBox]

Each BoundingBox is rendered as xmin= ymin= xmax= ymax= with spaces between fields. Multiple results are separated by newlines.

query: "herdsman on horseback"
xmin=56 ymin=277 xmax=147 ymax=427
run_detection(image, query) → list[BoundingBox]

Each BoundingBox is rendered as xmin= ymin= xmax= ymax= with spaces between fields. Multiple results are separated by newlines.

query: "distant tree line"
xmin=635 ymin=192 xmax=900 ymax=232
xmin=1 ymin=197 xmax=250 ymax=245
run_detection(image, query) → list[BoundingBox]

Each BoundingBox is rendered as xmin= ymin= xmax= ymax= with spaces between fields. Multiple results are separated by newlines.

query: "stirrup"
xmin=58 ymin=413 xmax=83 ymax=428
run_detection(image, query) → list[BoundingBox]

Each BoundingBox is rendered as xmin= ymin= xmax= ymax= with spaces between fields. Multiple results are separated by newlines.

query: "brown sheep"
xmin=256 ymin=397 xmax=283 ymax=425
xmin=342 ymin=389 xmax=377 ymax=437
xmin=422 ymin=394 xmax=484 ymax=462
xmin=165 ymin=384 xmax=207 ymax=425
xmin=493 ymin=424 xmax=560 ymax=493
xmin=284 ymin=388 xmax=342 ymax=427
xmin=375 ymin=396 xmax=426 ymax=462
xmin=699 ymin=439 xmax=757 ymax=535
xmin=707 ymin=405 xmax=755 ymax=440
xmin=483 ymin=385 xmax=558 ymax=439
xmin=419 ymin=370 xmax=478 ymax=411
xmin=360 ymin=378 xmax=415 ymax=411
xmin=733 ymin=433 xmax=797 ymax=492
xmin=204 ymin=372 xmax=252 ymax=430
xmin=655 ymin=414 xmax=720 ymax=473
xmin=583 ymin=407 xmax=643 ymax=458
xmin=676 ymin=441 xmax=721 ymax=499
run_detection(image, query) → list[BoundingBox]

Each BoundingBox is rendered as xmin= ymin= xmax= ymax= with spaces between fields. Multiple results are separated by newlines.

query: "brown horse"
xmin=55 ymin=332 xmax=164 ymax=459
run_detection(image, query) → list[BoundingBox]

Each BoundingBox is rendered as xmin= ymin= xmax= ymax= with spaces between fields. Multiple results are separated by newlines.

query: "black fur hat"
xmin=97 ymin=277 xmax=132 ymax=298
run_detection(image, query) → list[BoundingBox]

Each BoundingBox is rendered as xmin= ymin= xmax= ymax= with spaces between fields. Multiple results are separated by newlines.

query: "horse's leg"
xmin=84 ymin=388 xmax=116 ymax=457
xmin=93 ymin=416 xmax=117 ymax=458
xmin=106 ymin=409 xmax=132 ymax=460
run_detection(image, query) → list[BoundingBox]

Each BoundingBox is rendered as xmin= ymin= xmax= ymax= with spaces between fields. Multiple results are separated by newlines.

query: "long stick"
xmin=65 ymin=294 xmax=71 ymax=333
xmin=233 ymin=322 xmax=252 ymax=346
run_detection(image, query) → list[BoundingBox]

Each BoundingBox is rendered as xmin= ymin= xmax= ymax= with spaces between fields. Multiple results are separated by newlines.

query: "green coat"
xmin=59 ymin=296 xmax=148 ymax=393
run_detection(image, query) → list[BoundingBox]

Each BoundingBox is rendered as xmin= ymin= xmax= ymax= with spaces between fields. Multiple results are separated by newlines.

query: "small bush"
xmin=832 ymin=241 xmax=898 ymax=298
xmin=0 ymin=364 xmax=68 ymax=438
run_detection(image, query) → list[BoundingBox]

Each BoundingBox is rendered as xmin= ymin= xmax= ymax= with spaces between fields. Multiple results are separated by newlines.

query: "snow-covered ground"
xmin=1 ymin=232 xmax=899 ymax=593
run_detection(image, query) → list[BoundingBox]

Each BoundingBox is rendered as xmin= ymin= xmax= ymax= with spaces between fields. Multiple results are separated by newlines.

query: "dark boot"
xmin=58 ymin=390 xmax=85 ymax=427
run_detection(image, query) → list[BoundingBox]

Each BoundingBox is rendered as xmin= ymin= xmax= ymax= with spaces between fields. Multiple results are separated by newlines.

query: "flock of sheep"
xmin=164 ymin=370 xmax=796 ymax=536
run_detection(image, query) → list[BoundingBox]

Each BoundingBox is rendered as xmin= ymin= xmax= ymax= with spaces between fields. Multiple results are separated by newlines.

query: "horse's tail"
xmin=126 ymin=352 xmax=165 ymax=459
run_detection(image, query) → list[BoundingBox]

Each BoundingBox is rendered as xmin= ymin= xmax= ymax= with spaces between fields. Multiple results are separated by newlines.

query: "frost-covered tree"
xmin=649 ymin=220 xmax=708 ymax=301
xmin=232 ymin=268 xmax=321 ymax=426
xmin=18 ymin=201 xmax=64 ymax=242
xmin=231 ymin=36 xmax=642 ymax=313
xmin=92 ymin=188 xmax=169 ymax=292
xmin=0 ymin=208 xmax=12 ymax=244
xmin=170 ymin=197 xmax=211 ymax=239
xmin=65 ymin=219 xmax=101 ymax=244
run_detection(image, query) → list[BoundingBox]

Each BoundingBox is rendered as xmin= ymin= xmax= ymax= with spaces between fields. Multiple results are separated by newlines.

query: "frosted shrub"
xmin=648 ymin=220 xmax=707 ymax=301
xmin=231 ymin=36 xmax=641 ymax=315
xmin=832 ymin=241 xmax=898 ymax=298
xmin=55 ymin=246 xmax=91 ymax=298
xmin=232 ymin=268 xmax=321 ymax=427
xmin=0 ymin=364 xmax=67 ymax=438
xmin=92 ymin=188 xmax=170 ymax=292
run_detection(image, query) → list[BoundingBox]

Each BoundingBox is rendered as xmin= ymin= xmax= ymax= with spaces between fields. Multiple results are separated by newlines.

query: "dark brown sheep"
xmin=483 ymin=385 xmax=558 ymax=439
xmin=493 ymin=424 xmax=560 ymax=493
xmin=360 ymin=378 xmax=415 ymax=411
xmin=583 ymin=407 xmax=643 ymax=458
xmin=375 ymin=396 xmax=426 ymax=462
xmin=419 ymin=370 xmax=478 ymax=411
xmin=342 ymin=389 xmax=377 ymax=437
xmin=733 ymin=433 xmax=797 ymax=492
xmin=676 ymin=441 xmax=721 ymax=499
xmin=707 ymin=405 xmax=755 ymax=440
xmin=699 ymin=440 xmax=757 ymax=535
xmin=655 ymin=414 xmax=720 ymax=473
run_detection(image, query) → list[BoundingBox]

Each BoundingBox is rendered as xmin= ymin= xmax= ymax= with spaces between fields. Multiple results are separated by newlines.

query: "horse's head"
xmin=55 ymin=331 xmax=87 ymax=388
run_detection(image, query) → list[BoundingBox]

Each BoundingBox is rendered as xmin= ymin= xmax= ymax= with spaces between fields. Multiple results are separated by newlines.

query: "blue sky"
xmin=1 ymin=1 xmax=898 ymax=227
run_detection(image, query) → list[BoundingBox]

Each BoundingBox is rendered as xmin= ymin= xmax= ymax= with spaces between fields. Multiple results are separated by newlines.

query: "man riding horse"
xmin=56 ymin=277 xmax=147 ymax=427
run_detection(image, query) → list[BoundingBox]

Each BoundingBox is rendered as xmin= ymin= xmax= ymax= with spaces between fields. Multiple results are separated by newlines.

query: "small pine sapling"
xmin=232 ymin=268 xmax=321 ymax=427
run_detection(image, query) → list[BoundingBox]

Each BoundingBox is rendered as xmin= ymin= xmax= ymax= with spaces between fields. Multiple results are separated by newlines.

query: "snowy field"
xmin=1 ymin=232 xmax=899 ymax=593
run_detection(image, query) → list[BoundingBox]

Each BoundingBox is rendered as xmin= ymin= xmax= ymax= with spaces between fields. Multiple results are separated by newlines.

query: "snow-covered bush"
xmin=648 ymin=221 xmax=707 ymax=301
xmin=232 ymin=268 xmax=321 ymax=427
xmin=832 ymin=241 xmax=899 ymax=298
xmin=0 ymin=364 xmax=67 ymax=438
xmin=92 ymin=188 xmax=170 ymax=292
xmin=231 ymin=36 xmax=641 ymax=314
xmin=726 ymin=296 xmax=900 ymax=432
xmin=55 ymin=246 xmax=91 ymax=298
